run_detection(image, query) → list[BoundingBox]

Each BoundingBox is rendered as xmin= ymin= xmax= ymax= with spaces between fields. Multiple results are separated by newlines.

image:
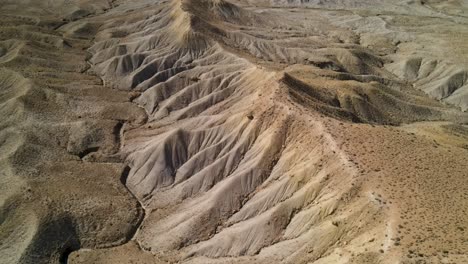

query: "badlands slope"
xmin=1 ymin=0 xmax=467 ymax=264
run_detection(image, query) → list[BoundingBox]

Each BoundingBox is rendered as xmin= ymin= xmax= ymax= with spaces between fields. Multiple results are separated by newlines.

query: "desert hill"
xmin=0 ymin=0 xmax=467 ymax=264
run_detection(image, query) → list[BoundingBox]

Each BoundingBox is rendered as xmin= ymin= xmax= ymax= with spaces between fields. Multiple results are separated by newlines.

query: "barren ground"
xmin=1 ymin=1 xmax=467 ymax=264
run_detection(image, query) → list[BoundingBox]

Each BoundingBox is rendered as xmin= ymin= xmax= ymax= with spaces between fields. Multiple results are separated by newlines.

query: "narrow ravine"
xmin=61 ymin=4 xmax=152 ymax=262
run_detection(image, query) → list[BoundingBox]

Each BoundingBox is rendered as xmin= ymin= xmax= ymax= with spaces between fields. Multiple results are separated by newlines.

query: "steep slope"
xmin=2 ymin=0 xmax=468 ymax=264
xmin=68 ymin=0 xmax=468 ymax=264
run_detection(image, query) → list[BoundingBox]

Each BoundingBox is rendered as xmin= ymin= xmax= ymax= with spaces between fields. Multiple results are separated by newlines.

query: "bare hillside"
xmin=1 ymin=1 xmax=467 ymax=264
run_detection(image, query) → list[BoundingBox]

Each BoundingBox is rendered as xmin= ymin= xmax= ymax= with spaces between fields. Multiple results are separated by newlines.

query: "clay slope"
xmin=70 ymin=0 xmax=467 ymax=263
xmin=2 ymin=0 xmax=468 ymax=264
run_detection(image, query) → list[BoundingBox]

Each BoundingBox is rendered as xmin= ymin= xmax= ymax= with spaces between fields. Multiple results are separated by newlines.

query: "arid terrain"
xmin=1 ymin=0 xmax=467 ymax=263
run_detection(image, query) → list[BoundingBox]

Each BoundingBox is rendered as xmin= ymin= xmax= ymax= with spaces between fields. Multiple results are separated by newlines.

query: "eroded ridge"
xmin=70 ymin=0 xmax=468 ymax=263
xmin=2 ymin=0 xmax=468 ymax=263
